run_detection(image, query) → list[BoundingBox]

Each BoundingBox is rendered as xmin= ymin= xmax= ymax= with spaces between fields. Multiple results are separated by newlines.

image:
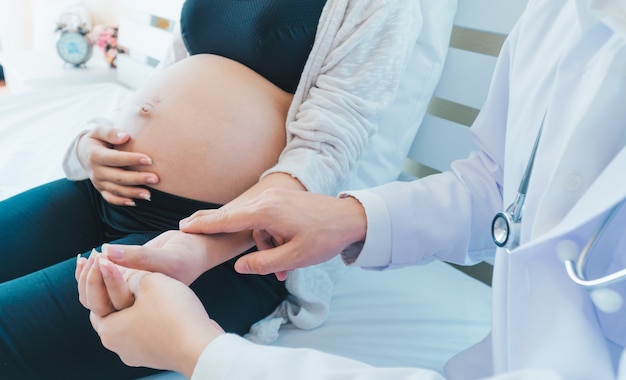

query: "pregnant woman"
xmin=0 ymin=53 xmax=292 ymax=379
xmin=0 ymin=0 xmax=456 ymax=378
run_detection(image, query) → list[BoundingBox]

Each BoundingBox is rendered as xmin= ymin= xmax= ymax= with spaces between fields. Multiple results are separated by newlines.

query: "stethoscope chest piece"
xmin=492 ymin=194 xmax=525 ymax=251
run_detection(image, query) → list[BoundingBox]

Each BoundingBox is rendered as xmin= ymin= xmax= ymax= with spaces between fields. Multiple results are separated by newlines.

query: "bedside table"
xmin=0 ymin=49 xmax=117 ymax=93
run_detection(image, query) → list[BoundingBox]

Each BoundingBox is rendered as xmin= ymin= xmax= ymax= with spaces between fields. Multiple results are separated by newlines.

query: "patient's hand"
xmin=76 ymin=250 xmax=136 ymax=316
xmin=77 ymin=123 xmax=159 ymax=206
xmin=101 ymin=230 xmax=243 ymax=286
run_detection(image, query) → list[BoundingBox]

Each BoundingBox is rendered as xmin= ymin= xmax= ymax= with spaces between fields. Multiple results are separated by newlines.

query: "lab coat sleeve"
xmin=340 ymin=28 xmax=521 ymax=268
xmin=343 ymin=153 xmax=500 ymax=268
xmin=191 ymin=333 xmax=445 ymax=380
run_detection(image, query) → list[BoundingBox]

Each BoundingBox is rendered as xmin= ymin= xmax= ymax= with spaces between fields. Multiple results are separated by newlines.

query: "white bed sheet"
xmin=0 ymin=83 xmax=132 ymax=201
xmin=145 ymin=263 xmax=492 ymax=380
xmin=0 ymin=85 xmax=492 ymax=379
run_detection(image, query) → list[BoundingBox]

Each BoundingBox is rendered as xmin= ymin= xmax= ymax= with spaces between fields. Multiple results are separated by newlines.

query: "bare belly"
xmin=115 ymin=54 xmax=292 ymax=204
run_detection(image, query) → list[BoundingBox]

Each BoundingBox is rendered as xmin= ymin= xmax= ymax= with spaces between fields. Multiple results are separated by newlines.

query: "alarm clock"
xmin=55 ymin=13 xmax=93 ymax=67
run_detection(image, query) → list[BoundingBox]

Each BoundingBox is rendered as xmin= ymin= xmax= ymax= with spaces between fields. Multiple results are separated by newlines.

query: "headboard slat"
xmin=450 ymin=26 xmax=507 ymax=57
xmin=427 ymin=96 xmax=479 ymax=128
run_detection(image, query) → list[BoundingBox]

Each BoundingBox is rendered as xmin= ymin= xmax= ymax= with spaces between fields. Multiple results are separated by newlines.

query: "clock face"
xmin=56 ymin=31 xmax=93 ymax=66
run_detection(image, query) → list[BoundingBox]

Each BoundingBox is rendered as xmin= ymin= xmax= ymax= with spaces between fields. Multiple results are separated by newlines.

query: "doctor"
xmin=78 ymin=0 xmax=626 ymax=378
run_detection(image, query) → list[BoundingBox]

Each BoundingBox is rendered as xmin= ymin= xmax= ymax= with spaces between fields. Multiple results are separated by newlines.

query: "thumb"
xmin=102 ymin=243 xmax=170 ymax=273
xmin=233 ymin=244 xmax=297 ymax=277
xmin=103 ymin=127 xmax=130 ymax=145
xmin=122 ymin=268 xmax=150 ymax=295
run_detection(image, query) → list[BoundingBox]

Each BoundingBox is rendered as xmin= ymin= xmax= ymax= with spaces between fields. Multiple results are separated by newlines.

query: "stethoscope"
xmin=490 ymin=117 xmax=626 ymax=313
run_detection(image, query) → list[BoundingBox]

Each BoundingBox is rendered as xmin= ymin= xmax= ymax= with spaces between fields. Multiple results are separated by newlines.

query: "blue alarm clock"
xmin=55 ymin=13 xmax=93 ymax=67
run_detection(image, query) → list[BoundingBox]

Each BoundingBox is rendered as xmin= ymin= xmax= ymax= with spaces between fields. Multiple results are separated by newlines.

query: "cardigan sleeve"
xmin=263 ymin=0 xmax=425 ymax=195
xmin=62 ymin=117 xmax=115 ymax=180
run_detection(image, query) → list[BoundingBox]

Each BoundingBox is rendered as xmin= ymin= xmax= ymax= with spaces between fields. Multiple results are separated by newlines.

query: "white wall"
xmin=0 ymin=0 xmax=122 ymax=51
xmin=84 ymin=0 xmax=122 ymax=25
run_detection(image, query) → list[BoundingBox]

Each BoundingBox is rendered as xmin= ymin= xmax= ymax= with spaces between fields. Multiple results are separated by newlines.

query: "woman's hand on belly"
xmin=77 ymin=123 xmax=160 ymax=206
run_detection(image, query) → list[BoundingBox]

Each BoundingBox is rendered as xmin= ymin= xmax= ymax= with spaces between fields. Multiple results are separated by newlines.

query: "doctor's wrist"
xmin=336 ymin=194 xmax=367 ymax=265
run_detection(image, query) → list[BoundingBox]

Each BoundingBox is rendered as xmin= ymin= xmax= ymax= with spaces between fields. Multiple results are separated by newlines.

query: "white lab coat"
xmin=191 ymin=0 xmax=626 ymax=379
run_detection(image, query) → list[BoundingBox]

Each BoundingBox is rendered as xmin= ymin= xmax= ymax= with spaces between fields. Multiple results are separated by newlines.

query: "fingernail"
xmin=103 ymin=244 xmax=124 ymax=260
xmin=99 ymin=258 xmax=111 ymax=277
xmin=179 ymin=218 xmax=189 ymax=228
xmin=237 ymin=262 xmax=251 ymax=274
xmin=125 ymin=200 xmax=136 ymax=207
xmin=145 ymin=176 xmax=158 ymax=184
xmin=139 ymin=157 xmax=153 ymax=165
xmin=140 ymin=193 xmax=151 ymax=201
xmin=117 ymin=132 xmax=128 ymax=139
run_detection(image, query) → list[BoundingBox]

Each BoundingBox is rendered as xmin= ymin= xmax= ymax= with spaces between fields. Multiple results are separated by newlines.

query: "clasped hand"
xmin=76 ymin=251 xmax=224 ymax=377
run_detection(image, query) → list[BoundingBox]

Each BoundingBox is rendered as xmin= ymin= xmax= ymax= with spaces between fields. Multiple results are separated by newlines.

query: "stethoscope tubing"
xmin=563 ymin=203 xmax=625 ymax=289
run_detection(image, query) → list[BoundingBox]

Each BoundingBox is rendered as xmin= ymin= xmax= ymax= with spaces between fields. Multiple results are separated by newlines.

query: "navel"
xmin=138 ymin=96 xmax=162 ymax=116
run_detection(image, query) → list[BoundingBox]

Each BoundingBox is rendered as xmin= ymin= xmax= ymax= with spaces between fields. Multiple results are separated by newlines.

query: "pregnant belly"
xmin=114 ymin=54 xmax=292 ymax=204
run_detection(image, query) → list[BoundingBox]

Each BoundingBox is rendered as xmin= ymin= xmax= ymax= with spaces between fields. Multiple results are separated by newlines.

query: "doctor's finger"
xmin=180 ymin=207 xmax=262 ymax=234
xmin=99 ymin=258 xmax=135 ymax=311
xmin=252 ymin=229 xmax=281 ymax=251
xmin=234 ymin=243 xmax=302 ymax=277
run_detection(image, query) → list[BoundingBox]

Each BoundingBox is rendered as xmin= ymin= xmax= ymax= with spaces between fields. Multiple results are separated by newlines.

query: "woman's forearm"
xmin=225 ymin=172 xmax=307 ymax=209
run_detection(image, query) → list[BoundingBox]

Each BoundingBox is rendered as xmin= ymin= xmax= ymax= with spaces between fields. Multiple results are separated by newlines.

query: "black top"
xmin=180 ymin=0 xmax=327 ymax=93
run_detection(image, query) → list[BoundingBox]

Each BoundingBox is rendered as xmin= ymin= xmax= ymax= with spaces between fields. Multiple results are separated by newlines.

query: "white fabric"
xmin=195 ymin=334 xmax=446 ymax=380
xmin=0 ymin=83 xmax=131 ymax=201
xmin=342 ymin=0 xmax=626 ymax=378
xmin=60 ymin=0 xmax=457 ymax=342
xmin=119 ymin=261 xmax=492 ymax=380
xmin=184 ymin=262 xmax=491 ymax=380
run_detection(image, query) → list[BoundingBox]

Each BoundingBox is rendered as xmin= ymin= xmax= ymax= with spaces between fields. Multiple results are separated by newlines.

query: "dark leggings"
xmin=0 ymin=179 xmax=287 ymax=379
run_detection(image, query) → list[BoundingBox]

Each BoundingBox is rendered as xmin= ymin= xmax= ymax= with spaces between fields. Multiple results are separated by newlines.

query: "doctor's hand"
xmin=77 ymin=123 xmax=159 ymax=206
xmin=81 ymin=258 xmax=224 ymax=378
xmin=179 ymin=188 xmax=367 ymax=281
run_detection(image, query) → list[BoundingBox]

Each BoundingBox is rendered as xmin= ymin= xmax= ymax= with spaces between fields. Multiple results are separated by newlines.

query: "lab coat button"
xmin=563 ymin=173 xmax=583 ymax=191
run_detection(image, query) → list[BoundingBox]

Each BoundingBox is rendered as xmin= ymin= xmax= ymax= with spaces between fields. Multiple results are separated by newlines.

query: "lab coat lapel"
xmin=531 ymin=28 xmax=626 ymax=237
xmin=495 ymin=145 xmax=626 ymax=377
xmin=540 ymin=144 xmax=626 ymax=243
